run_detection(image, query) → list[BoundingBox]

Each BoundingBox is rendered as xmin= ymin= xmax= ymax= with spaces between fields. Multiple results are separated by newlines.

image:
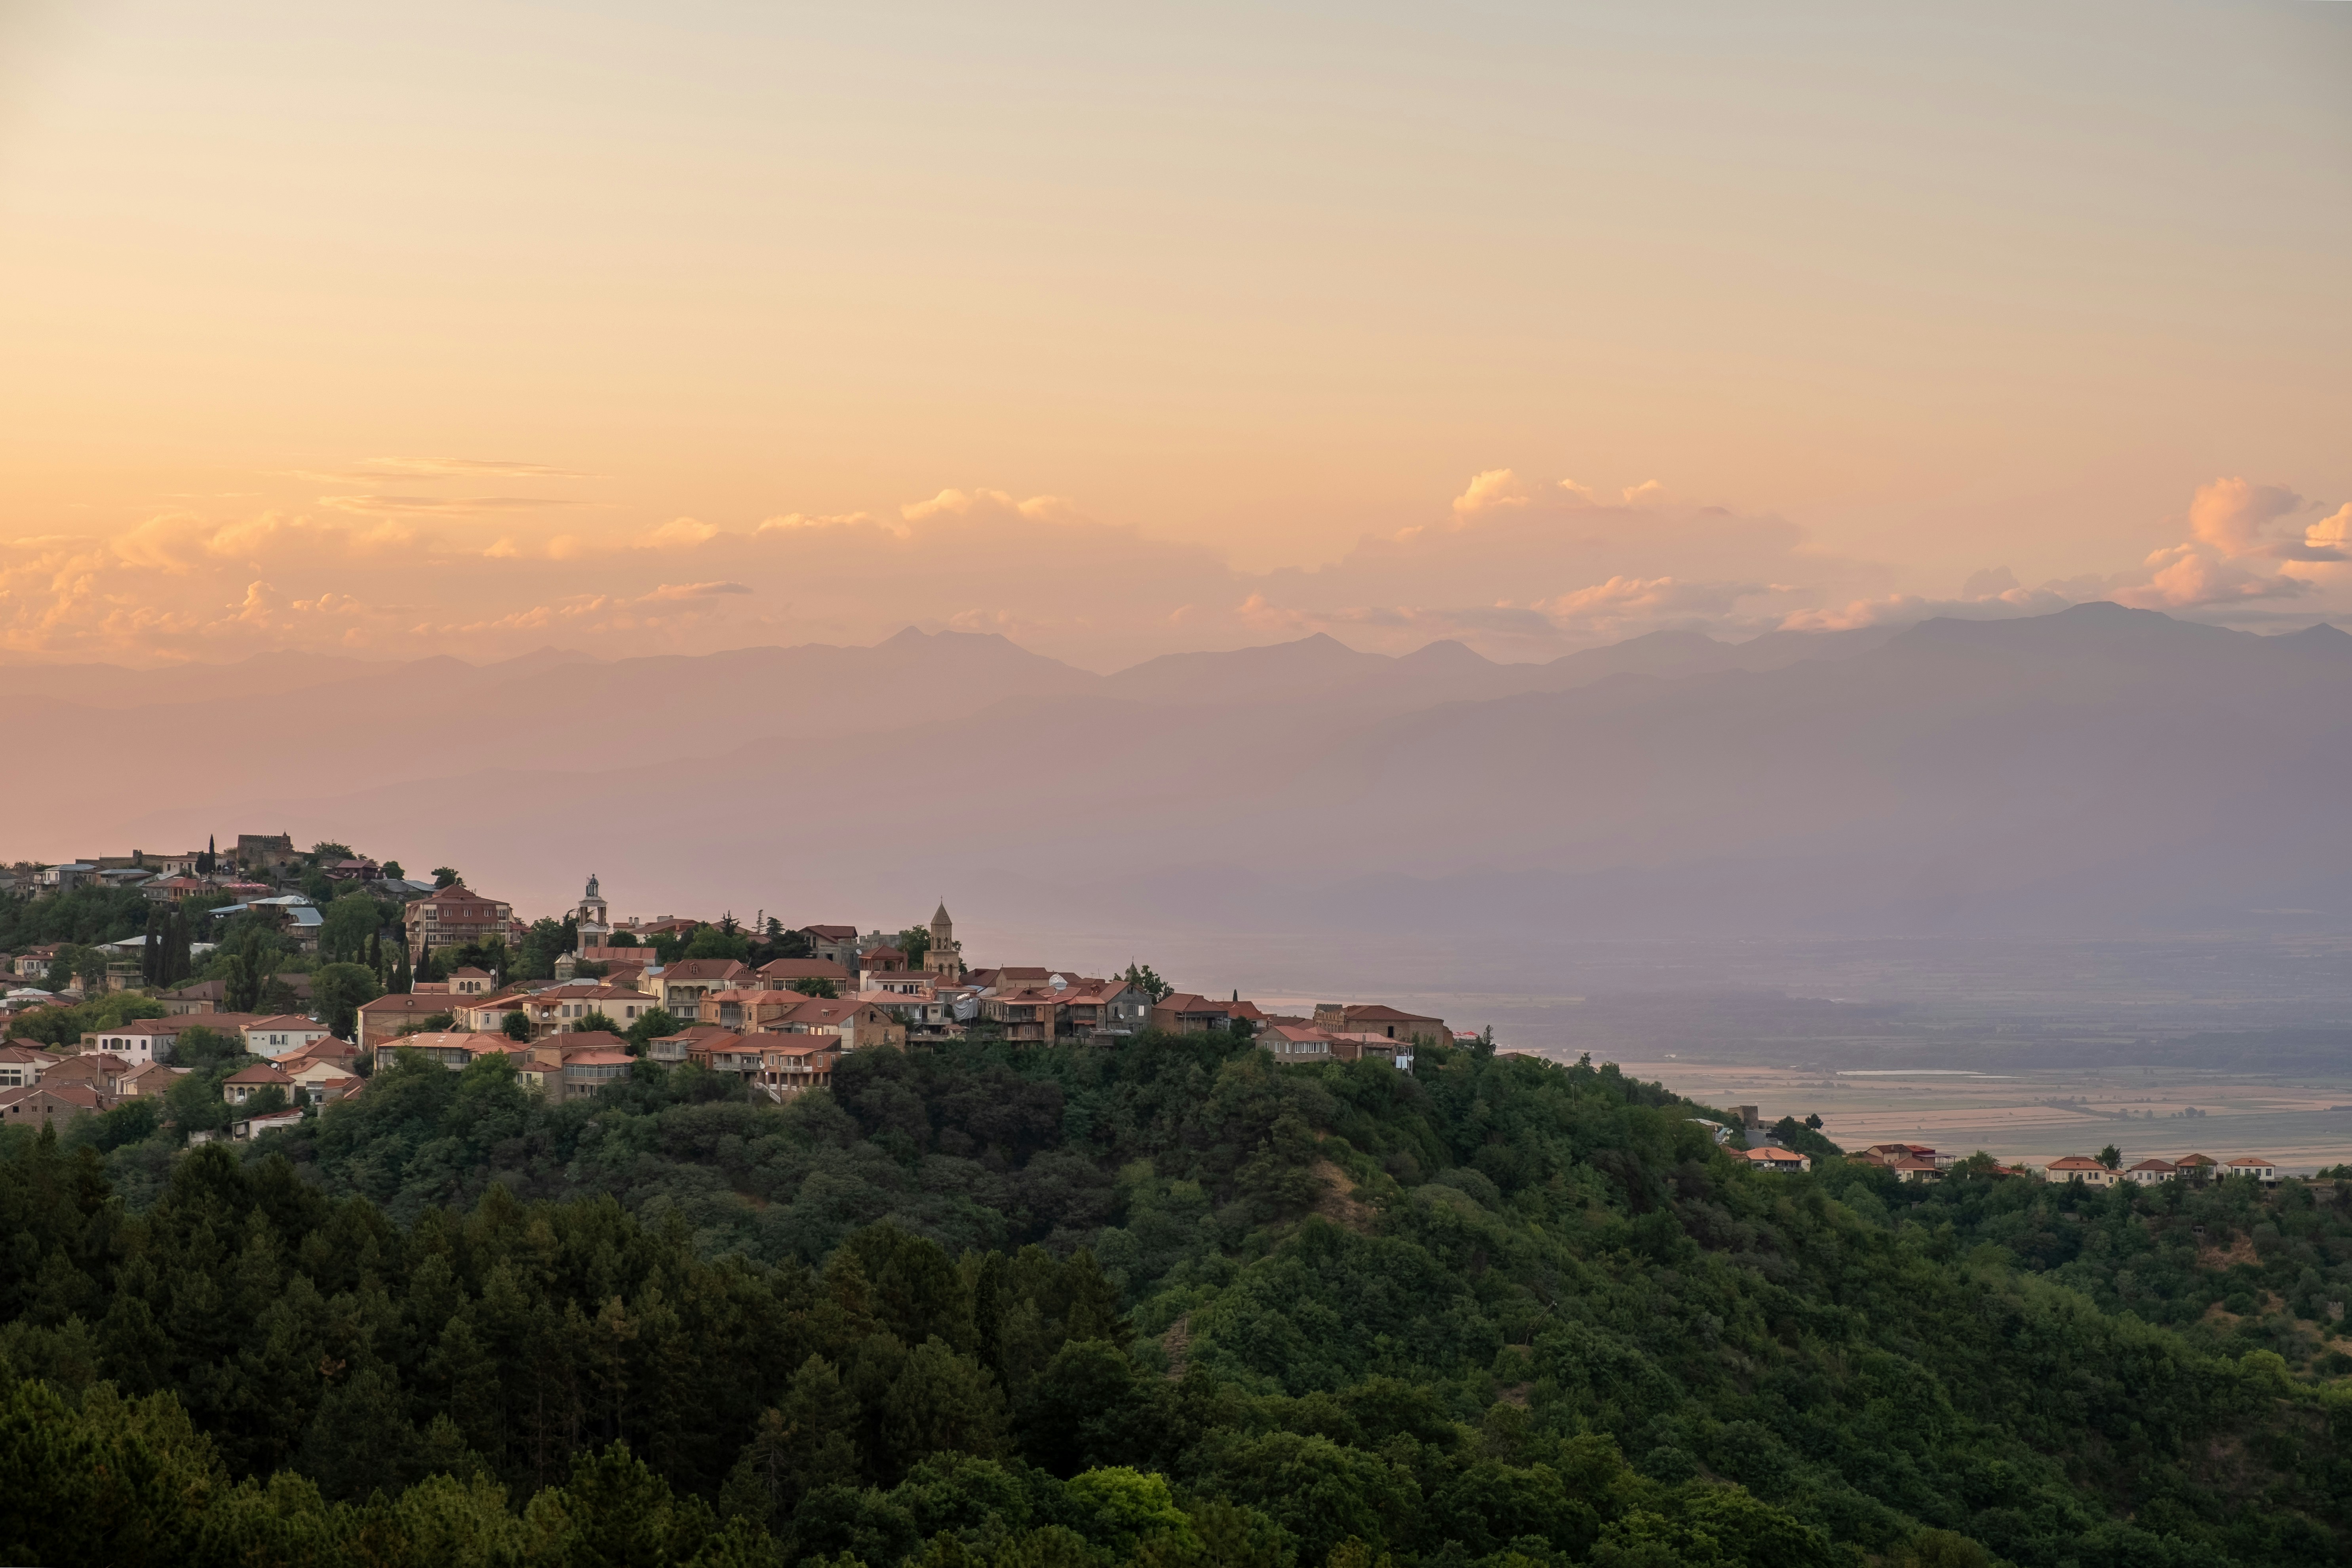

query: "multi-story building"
xmin=402 ymin=884 xmax=520 ymax=962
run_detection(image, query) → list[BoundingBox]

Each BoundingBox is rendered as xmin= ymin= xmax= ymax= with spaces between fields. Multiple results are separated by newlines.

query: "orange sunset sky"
xmin=1 ymin=0 xmax=2347 ymax=671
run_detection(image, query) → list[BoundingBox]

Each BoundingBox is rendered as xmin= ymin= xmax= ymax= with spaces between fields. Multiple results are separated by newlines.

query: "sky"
xmin=0 ymin=0 xmax=2348 ymax=670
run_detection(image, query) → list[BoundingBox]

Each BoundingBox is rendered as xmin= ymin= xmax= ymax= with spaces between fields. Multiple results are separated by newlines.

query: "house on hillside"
xmin=697 ymin=988 xmax=806 ymax=1032
xmin=2174 ymin=1153 xmax=2220 ymax=1179
xmin=0 ymin=1044 xmax=61 ymax=1088
xmin=357 ymin=992 xmax=459 ymax=1050
xmin=652 ymin=959 xmax=752 ymax=1016
xmin=242 ymin=1015 xmax=337 ymax=1058
xmin=0 ymin=1083 xmax=103 ymax=1126
xmin=1312 ymin=1002 xmax=1450 ymax=1046
xmin=799 ymin=925 xmax=862 ymax=970
xmin=222 ymin=1063 xmax=295 ymax=1106
xmin=2126 ymin=1158 xmax=2181 ymax=1185
xmin=2045 ymin=1155 xmax=2121 ymax=1187
xmin=2226 ymin=1155 xmax=2279 ymax=1184
xmin=755 ymin=957 xmax=853 ymax=992
xmin=159 ymin=979 xmax=226 ymax=1014
xmin=1742 ymin=1146 xmax=1813 ymax=1174
xmin=44 ymin=1054 xmax=134 ymax=1098
xmin=402 ymin=884 xmax=521 ymax=962
xmin=1151 ymin=993 xmax=1249 ymax=1034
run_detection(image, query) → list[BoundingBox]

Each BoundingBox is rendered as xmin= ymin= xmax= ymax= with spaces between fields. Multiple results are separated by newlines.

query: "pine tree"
xmin=365 ymin=928 xmax=381 ymax=976
xmin=198 ymin=834 xmax=215 ymax=875
xmin=392 ymin=944 xmax=412 ymax=995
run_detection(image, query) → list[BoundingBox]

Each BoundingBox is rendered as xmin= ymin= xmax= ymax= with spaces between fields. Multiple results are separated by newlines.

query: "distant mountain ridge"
xmin=28 ymin=606 xmax=2352 ymax=940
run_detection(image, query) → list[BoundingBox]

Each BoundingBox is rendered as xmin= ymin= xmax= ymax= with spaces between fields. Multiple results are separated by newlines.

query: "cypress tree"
xmin=393 ymin=944 xmax=412 ymax=995
xmin=366 ymin=928 xmax=381 ymax=977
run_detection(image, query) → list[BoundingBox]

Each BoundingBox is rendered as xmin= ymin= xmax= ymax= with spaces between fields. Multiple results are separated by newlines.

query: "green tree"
xmin=319 ymin=893 xmax=380 ymax=965
xmin=684 ymin=925 xmax=753 ymax=963
xmin=2097 ymin=1144 xmax=2122 ymax=1170
xmin=312 ymin=962 xmax=382 ymax=1040
xmin=791 ymin=977 xmax=840 ymax=999
xmin=503 ymin=1011 xmax=533 ymax=1042
xmin=625 ymin=1007 xmax=680 ymax=1054
xmin=432 ymin=866 xmax=461 ymax=889
xmin=1120 ymin=963 xmax=1172 ymax=1003
xmin=575 ymin=1010 xmax=621 ymax=1035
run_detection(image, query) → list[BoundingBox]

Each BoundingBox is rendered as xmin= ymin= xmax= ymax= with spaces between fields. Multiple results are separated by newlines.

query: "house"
xmin=643 ymin=1024 xmax=729 ymax=1064
xmin=799 ymin=925 xmax=862 ymax=970
xmin=43 ymin=1053 xmax=135 ymax=1098
xmin=653 ymin=959 xmax=754 ymax=1015
xmin=453 ymin=993 xmax=531 ymax=1035
xmin=402 ymin=884 xmax=521 ymax=962
xmin=767 ymin=996 xmax=906 ymax=1051
xmin=159 ymin=979 xmax=227 ymax=1014
xmin=2226 ymin=1155 xmax=2279 ymax=1184
xmin=1324 ymin=1032 xmax=1407 ymax=1066
xmin=86 ymin=1016 xmax=201 ymax=1066
xmin=232 ymin=1107 xmax=307 ymax=1140
xmin=0 ymin=1044 xmax=61 ymax=1088
xmin=447 ymin=967 xmax=498 ymax=996
xmin=382 ymin=1031 xmax=523 ymax=1071
xmin=2126 ymin=1158 xmax=2181 ymax=1185
xmin=696 ymin=988 xmax=807 ymax=1032
xmin=514 ymin=1058 xmax=562 ymax=1096
xmin=755 ymin=958 xmax=853 ymax=992
xmin=1888 ymin=1155 xmax=1941 ymax=1184
xmin=13 ymin=946 xmax=64 ymax=979
xmin=356 ymin=992 xmax=461 ymax=1050
xmin=2045 ymin=1155 xmax=2121 ymax=1187
xmin=558 ymin=1049 xmax=634 ymax=1102
xmin=1052 ymin=980 xmax=1153 ymax=1041
xmin=2174 ymin=1153 xmax=2220 ymax=1178
xmin=222 ymin=1062 xmax=296 ymax=1106
xmin=117 ymin=1062 xmax=189 ymax=1100
xmin=523 ymin=1031 xmax=632 ymax=1066
xmin=242 ymin=1015 xmax=338 ymax=1058
xmin=1311 ymin=1003 xmax=1450 ymax=1046
xmin=979 ymin=987 xmax=1067 ymax=1044
xmin=0 ymin=1083 xmax=104 ymax=1125
xmin=1151 ymin=993 xmax=1250 ymax=1034
xmin=688 ymin=1032 xmax=765 ymax=1078
xmin=1742 ymin=1145 xmax=1813 ymax=1174
xmin=283 ymin=1058 xmax=363 ymax=1104
xmin=857 ymin=945 xmax=909 ymax=976
xmin=757 ymin=1038 xmax=842 ymax=1097
xmin=1264 ymin=1024 xmax=1338 ymax=1061
xmin=500 ymin=984 xmax=664 ymax=1038
xmin=143 ymin=874 xmax=213 ymax=904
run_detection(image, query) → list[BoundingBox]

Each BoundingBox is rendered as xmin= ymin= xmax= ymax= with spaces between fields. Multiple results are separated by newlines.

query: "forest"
xmin=4 ymin=1031 xmax=2350 ymax=1568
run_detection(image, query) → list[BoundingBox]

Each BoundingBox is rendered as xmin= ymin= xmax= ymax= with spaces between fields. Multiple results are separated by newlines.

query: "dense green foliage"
xmin=5 ymin=1036 xmax=2350 ymax=1568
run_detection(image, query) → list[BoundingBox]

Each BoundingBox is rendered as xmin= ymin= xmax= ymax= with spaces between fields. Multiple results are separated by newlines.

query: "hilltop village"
xmin=0 ymin=835 xmax=2293 ymax=1184
xmin=0 ymin=836 xmax=1457 ymax=1142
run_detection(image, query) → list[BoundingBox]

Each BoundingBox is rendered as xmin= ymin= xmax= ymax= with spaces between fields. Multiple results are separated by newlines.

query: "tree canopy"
xmin=3 ymin=1035 xmax=2348 ymax=1568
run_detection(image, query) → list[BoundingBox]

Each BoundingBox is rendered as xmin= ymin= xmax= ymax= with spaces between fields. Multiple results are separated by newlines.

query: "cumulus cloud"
xmin=6 ymin=462 xmax=2349 ymax=669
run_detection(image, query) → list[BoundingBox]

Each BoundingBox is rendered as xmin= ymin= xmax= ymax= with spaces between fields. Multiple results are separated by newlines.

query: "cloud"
xmin=2112 ymin=544 xmax=2314 ymax=610
xmin=8 ymin=467 xmax=2350 ymax=669
xmin=2188 ymin=477 xmax=2303 ymax=558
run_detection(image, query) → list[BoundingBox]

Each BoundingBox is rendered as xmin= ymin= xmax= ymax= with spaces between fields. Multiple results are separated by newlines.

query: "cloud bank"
xmin=2 ymin=467 xmax=2344 ymax=669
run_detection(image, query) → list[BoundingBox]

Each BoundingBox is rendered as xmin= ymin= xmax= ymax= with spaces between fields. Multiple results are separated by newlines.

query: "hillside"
xmin=5 ymin=1035 xmax=2349 ymax=1567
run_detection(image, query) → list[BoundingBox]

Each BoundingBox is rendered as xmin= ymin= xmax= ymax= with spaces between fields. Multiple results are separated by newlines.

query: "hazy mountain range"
xmin=20 ymin=603 xmax=2352 ymax=941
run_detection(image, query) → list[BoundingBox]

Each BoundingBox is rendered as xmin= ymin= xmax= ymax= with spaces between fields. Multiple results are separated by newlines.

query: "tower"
xmin=575 ymin=873 xmax=611 ymax=953
xmin=925 ymin=900 xmax=963 ymax=979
